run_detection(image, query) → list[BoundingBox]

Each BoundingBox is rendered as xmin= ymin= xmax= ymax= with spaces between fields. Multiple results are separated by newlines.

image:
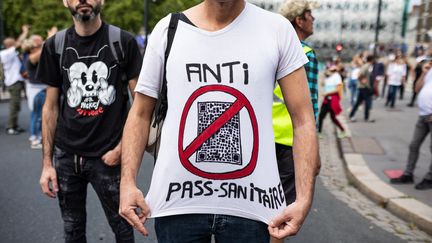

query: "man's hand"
xmin=39 ymin=164 xmax=58 ymax=198
xmin=119 ymin=184 xmax=150 ymax=236
xmin=102 ymin=149 xmax=121 ymax=166
xmin=21 ymin=25 xmax=30 ymax=34
xmin=268 ymin=201 xmax=311 ymax=240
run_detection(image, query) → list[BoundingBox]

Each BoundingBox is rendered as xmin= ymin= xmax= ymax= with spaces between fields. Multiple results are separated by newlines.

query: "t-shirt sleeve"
xmin=122 ymin=31 xmax=143 ymax=81
xmin=134 ymin=15 xmax=170 ymax=99
xmin=35 ymin=37 xmax=62 ymax=87
xmin=0 ymin=47 xmax=17 ymax=63
xmin=276 ymin=17 xmax=309 ymax=80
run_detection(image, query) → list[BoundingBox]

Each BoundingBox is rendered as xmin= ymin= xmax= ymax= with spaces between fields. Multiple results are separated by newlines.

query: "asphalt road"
xmin=0 ymin=101 xmax=405 ymax=243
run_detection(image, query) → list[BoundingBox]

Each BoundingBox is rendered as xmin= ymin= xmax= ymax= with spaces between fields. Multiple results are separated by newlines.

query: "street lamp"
xmin=144 ymin=0 xmax=157 ymax=40
xmin=144 ymin=0 xmax=149 ymax=40
xmin=374 ymin=0 xmax=383 ymax=56
xmin=0 ymin=0 xmax=4 ymax=46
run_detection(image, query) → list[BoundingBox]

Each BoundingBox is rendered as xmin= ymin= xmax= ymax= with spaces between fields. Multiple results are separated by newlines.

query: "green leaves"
xmin=2 ymin=0 xmax=201 ymax=39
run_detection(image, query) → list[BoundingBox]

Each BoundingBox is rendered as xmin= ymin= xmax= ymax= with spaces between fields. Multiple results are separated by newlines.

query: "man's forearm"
xmin=121 ymin=97 xmax=154 ymax=185
xmin=42 ymin=103 xmax=58 ymax=167
xmin=292 ymin=120 xmax=319 ymax=203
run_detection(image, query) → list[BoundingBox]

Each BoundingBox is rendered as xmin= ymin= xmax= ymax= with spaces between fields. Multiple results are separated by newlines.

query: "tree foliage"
xmin=2 ymin=0 xmax=201 ymax=39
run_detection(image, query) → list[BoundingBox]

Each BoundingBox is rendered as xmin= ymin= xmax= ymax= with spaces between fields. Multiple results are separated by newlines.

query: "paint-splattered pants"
xmin=53 ymin=147 xmax=134 ymax=243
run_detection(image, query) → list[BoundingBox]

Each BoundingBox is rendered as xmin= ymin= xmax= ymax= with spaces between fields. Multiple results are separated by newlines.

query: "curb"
xmin=336 ymin=115 xmax=432 ymax=235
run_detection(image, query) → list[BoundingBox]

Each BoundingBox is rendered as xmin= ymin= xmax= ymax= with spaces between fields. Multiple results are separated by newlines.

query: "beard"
xmin=68 ymin=2 xmax=102 ymax=22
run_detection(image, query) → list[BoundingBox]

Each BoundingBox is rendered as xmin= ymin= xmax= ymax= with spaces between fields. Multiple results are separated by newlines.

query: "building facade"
xmin=416 ymin=0 xmax=432 ymax=43
xmin=249 ymin=0 xmax=407 ymax=60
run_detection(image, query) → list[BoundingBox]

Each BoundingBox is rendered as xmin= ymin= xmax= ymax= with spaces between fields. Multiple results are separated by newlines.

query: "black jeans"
xmin=349 ymin=88 xmax=373 ymax=120
xmin=318 ymin=98 xmax=345 ymax=133
xmin=54 ymin=147 xmax=134 ymax=243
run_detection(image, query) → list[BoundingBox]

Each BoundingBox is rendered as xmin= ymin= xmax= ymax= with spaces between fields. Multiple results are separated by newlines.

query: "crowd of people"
xmin=0 ymin=0 xmax=430 ymax=242
xmin=317 ymin=44 xmax=432 ymax=190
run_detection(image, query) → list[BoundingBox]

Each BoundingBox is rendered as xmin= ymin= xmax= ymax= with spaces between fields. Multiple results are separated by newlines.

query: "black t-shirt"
xmin=36 ymin=22 xmax=143 ymax=157
xmin=25 ymin=59 xmax=42 ymax=84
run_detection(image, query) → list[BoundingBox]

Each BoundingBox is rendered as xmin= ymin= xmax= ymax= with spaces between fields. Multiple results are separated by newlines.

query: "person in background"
xmin=390 ymin=59 xmax=432 ymax=190
xmin=349 ymin=55 xmax=376 ymax=123
xmin=22 ymin=31 xmax=55 ymax=149
xmin=385 ymin=50 xmax=407 ymax=108
xmin=372 ymin=56 xmax=385 ymax=98
xmin=0 ymin=25 xmax=29 ymax=135
xmin=399 ymin=55 xmax=411 ymax=100
xmin=408 ymin=51 xmax=430 ymax=107
xmin=272 ymin=0 xmax=320 ymax=242
xmin=348 ymin=54 xmax=362 ymax=107
xmin=318 ymin=65 xmax=345 ymax=135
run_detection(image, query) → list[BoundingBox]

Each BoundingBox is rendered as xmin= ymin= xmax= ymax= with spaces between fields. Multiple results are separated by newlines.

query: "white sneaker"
xmin=31 ymin=140 xmax=42 ymax=149
xmin=338 ymin=132 xmax=348 ymax=138
xmin=29 ymin=135 xmax=37 ymax=141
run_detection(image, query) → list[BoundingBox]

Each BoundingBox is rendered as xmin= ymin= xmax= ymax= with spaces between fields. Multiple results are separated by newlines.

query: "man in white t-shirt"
xmin=119 ymin=1 xmax=319 ymax=242
xmin=391 ymin=61 xmax=432 ymax=190
xmin=0 ymin=26 xmax=28 ymax=135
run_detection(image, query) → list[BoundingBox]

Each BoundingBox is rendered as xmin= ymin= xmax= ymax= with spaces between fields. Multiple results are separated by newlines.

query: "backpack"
xmin=54 ymin=25 xmax=129 ymax=97
xmin=146 ymin=13 xmax=181 ymax=159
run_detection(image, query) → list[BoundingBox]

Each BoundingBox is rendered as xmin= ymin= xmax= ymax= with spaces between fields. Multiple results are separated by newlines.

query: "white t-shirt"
xmin=350 ymin=67 xmax=360 ymax=80
xmin=324 ymin=72 xmax=342 ymax=93
xmin=386 ymin=62 xmax=407 ymax=86
xmin=418 ymin=69 xmax=432 ymax=116
xmin=0 ymin=47 xmax=23 ymax=86
xmin=136 ymin=2 xmax=308 ymax=224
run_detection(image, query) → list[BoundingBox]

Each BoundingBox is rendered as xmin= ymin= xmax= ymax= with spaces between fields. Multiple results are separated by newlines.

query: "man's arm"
xmin=415 ymin=62 xmax=431 ymax=93
xmin=28 ymin=48 xmax=42 ymax=65
xmin=268 ymin=67 xmax=319 ymax=239
xmin=15 ymin=25 xmax=29 ymax=48
xmin=119 ymin=92 xmax=156 ymax=236
xmin=39 ymin=87 xmax=60 ymax=198
xmin=101 ymin=78 xmax=138 ymax=166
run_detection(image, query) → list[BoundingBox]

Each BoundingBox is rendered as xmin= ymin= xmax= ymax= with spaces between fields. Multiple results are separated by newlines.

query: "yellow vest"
xmin=272 ymin=45 xmax=312 ymax=146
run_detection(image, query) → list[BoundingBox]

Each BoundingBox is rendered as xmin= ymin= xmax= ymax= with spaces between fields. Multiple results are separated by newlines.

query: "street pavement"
xmin=0 ymin=99 xmax=428 ymax=242
xmin=336 ymin=90 xmax=432 ymax=237
xmin=343 ymin=94 xmax=431 ymax=206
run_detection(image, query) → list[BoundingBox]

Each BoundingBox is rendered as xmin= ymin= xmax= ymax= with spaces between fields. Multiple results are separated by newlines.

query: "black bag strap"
xmin=108 ymin=25 xmax=129 ymax=98
xmin=152 ymin=12 xmax=181 ymax=128
xmin=54 ymin=29 xmax=67 ymax=68
xmin=108 ymin=25 xmax=123 ymax=64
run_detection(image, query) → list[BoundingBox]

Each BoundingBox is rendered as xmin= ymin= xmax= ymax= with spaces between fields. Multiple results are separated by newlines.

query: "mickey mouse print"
xmin=63 ymin=45 xmax=116 ymax=117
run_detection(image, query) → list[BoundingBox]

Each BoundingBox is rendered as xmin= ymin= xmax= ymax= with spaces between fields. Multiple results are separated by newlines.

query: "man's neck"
xmin=186 ymin=0 xmax=245 ymax=32
xmin=73 ymin=17 xmax=103 ymax=37
xmin=295 ymin=29 xmax=308 ymax=42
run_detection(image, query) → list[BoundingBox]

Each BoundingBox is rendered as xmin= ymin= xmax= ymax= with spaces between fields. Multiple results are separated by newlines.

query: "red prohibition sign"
xmin=178 ymin=84 xmax=259 ymax=180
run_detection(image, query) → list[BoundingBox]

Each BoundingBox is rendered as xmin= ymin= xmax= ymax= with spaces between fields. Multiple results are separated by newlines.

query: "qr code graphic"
xmin=196 ymin=102 xmax=242 ymax=165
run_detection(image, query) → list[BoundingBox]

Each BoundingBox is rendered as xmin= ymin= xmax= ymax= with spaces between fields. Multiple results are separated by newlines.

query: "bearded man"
xmin=36 ymin=1 xmax=142 ymax=242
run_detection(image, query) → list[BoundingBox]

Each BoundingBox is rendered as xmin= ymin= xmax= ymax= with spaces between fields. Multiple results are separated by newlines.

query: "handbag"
xmin=145 ymin=13 xmax=181 ymax=158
